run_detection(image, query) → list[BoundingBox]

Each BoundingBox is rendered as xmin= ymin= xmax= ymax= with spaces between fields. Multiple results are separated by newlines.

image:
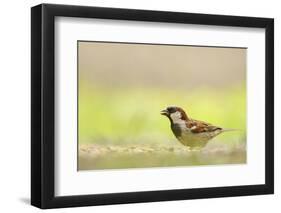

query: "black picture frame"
xmin=31 ymin=3 xmax=274 ymax=209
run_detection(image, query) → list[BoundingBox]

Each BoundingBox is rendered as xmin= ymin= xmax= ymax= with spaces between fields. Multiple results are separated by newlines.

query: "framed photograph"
xmin=31 ymin=3 xmax=274 ymax=209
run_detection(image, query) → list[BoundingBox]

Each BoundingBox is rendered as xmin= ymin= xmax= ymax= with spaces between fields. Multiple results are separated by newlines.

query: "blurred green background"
xmin=78 ymin=41 xmax=247 ymax=170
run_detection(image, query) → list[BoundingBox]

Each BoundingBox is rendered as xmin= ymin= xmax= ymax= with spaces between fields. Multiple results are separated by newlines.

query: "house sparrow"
xmin=160 ymin=106 xmax=235 ymax=149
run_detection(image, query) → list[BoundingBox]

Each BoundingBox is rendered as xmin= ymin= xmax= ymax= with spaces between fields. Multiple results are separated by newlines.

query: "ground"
xmin=78 ymin=142 xmax=246 ymax=170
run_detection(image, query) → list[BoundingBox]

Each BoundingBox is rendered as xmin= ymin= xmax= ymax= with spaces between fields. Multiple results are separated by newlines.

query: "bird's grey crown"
xmin=166 ymin=106 xmax=178 ymax=114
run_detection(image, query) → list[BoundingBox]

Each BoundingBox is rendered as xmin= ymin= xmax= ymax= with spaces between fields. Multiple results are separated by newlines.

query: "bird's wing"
xmin=187 ymin=119 xmax=222 ymax=134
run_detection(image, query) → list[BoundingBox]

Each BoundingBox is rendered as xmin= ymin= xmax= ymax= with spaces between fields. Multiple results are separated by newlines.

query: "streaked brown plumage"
xmin=160 ymin=106 xmax=235 ymax=149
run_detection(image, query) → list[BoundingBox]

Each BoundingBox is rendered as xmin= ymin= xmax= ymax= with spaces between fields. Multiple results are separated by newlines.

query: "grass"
xmin=79 ymin=82 xmax=246 ymax=144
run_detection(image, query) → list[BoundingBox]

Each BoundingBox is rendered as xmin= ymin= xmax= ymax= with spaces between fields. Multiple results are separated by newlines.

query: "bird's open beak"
xmin=160 ymin=109 xmax=169 ymax=116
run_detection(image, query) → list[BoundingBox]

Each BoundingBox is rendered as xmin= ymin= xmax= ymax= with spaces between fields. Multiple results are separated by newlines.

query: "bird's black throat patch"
xmin=171 ymin=123 xmax=182 ymax=138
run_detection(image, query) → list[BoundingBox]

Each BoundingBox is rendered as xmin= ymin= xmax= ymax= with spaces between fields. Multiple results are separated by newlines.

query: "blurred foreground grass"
xmin=78 ymin=82 xmax=246 ymax=170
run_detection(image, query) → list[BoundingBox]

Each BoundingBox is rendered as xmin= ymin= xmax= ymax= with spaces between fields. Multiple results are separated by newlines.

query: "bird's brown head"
xmin=160 ymin=106 xmax=189 ymax=122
